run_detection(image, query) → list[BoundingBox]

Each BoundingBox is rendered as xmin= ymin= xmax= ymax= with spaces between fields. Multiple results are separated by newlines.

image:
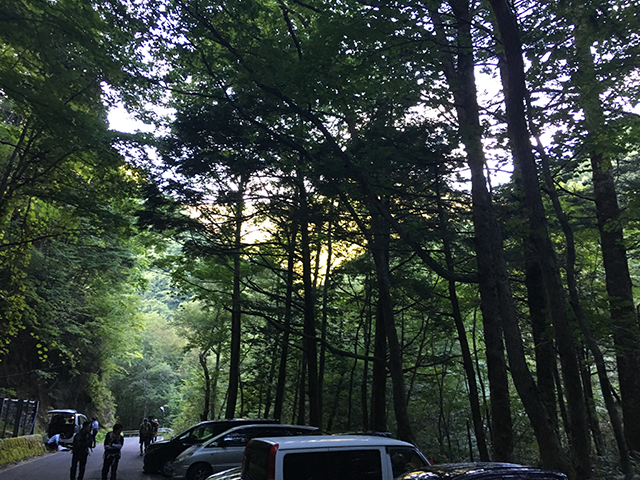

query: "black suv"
xmin=396 ymin=463 xmax=567 ymax=480
xmin=143 ymin=418 xmax=279 ymax=476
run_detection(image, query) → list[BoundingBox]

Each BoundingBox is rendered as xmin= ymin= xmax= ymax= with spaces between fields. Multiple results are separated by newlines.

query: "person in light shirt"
xmin=102 ymin=423 xmax=124 ymax=480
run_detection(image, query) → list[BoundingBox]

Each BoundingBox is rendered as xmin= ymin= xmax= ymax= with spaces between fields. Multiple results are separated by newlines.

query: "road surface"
xmin=0 ymin=435 xmax=161 ymax=480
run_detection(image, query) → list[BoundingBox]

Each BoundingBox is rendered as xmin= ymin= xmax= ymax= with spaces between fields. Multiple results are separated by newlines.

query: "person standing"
xmin=91 ymin=417 xmax=100 ymax=448
xmin=150 ymin=417 xmax=159 ymax=442
xmin=70 ymin=421 xmax=93 ymax=480
xmin=102 ymin=423 xmax=124 ymax=480
xmin=138 ymin=417 xmax=152 ymax=455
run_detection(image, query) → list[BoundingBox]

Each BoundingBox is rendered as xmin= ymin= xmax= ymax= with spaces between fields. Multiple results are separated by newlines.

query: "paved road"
xmin=0 ymin=436 xmax=163 ymax=480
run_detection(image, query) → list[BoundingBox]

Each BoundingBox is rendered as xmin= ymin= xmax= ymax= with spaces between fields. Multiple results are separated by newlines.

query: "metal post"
xmin=1 ymin=398 xmax=10 ymax=438
xmin=29 ymin=401 xmax=39 ymax=435
xmin=13 ymin=399 xmax=24 ymax=438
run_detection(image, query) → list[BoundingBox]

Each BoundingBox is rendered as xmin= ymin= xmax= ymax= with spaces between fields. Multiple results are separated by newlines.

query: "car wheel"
xmin=161 ymin=459 xmax=174 ymax=477
xmin=187 ymin=463 xmax=213 ymax=480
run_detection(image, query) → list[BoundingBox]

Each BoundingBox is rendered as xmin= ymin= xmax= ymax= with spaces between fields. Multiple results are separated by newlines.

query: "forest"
xmin=1 ymin=0 xmax=639 ymax=479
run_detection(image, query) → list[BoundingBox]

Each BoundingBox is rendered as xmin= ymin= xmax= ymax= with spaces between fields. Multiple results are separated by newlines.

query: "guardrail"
xmin=121 ymin=427 xmax=173 ymax=438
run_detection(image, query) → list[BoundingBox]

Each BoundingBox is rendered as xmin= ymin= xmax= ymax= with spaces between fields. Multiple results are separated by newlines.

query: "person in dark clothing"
xmin=139 ymin=417 xmax=152 ymax=455
xmin=70 ymin=421 xmax=93 ymax=480
xmin=102 ymin=423 xmax=124 ymax=480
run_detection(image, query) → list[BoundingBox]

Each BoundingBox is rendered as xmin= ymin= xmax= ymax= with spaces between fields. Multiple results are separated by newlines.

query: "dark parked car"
xmin=143 ymin=419 xmax=279 ymax=476
xmin=396 ymin=463 xmax=567 ymax=480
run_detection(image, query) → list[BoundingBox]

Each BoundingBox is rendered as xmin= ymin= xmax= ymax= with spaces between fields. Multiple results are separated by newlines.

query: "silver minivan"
xmin=172 ymin=424 xmax=319 ymax=480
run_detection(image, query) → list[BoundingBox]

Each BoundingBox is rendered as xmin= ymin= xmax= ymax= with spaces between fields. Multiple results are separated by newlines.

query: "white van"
xmin=46 ymin=409 xmax=88 ymax=447
xmin=242 ymin=435 xmax=430 ymax=480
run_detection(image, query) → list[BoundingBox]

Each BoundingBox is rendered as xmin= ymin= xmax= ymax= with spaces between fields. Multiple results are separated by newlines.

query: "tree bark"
xmin=371 ymin=294 xmax=388 ymax=432
xmin=531 ymin=113 xmax=631 ymax=472
xmin=525 ymin=248 xmax=558 ymax=432
xmin=436 ymin=175 xmax=489 ymax=461
xmin=225 ymin=180 xmax=246 ymax=418
xmin=274 ymin=221 xmax=298 ymax=421
xmin=298 ymin=174 xmax=321 ymax=427
xmin=572 ymin=4 xmax=640 ymax=452
xmin=370 ymin=205 xmax=415 ymax=443
xmin=199 ymin=351 xmax=211 ymax=421
xmin=431 ymin=1 xmax=515 ymax=461
xmin=488 ymin=1 xmax=591 ymax=476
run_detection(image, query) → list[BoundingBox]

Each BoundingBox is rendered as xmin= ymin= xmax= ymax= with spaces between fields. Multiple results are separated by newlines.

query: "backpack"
xmin=140 ymin=422 xmax=151 ymax=436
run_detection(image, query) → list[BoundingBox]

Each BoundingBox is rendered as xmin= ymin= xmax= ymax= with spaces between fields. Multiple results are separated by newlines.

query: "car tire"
xmin=187 ymin=463 xmax=213 ymax=480
xmin=161 ymin=459 xmax=174 ymax=477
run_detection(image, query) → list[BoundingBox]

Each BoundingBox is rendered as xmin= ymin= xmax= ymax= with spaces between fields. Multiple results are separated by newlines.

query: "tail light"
xmin=267 ymin=443 xmax=279 ymax=480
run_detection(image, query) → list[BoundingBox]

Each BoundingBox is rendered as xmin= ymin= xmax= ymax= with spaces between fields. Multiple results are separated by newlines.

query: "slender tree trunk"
xmin=199 ymin=351 xmax=211 ymax=421
xmin=318 ymin=220 xmax=333 ymax=428
xmin=297 ymin=354 xmax=307 ymax=425
xmin=436 ymin=176 xmax=489 ymax=461
xmin=572 ymin=4 xmax=640 ymax=453
xmin=225 ymin=180 xmax=246 ymax=418
xmin=578 ymin=348 xmax=605 ymax=455
xmin=362 ymin=284 xmax=373 ymax=431
xmin=211 ymin=347 xmax=220 ymax=419
xmin=371 ymin=297 xmax=387 ymax=432
xmin=298 ymin=174 xmax=321 ymax=427
xmin=525 ymin=250 xmax=558 ymax=432
xmin=274 ymin=221 xmax=298 ymax=421
xmin=370 ymin=205 xmax=415 ymax=443
xmin=263 ymin=341 xmax=279 ymax=419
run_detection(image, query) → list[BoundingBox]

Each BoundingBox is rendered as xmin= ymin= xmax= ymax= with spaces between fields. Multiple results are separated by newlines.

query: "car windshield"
xmin=177 ymin=424 xmax=230 ymax=443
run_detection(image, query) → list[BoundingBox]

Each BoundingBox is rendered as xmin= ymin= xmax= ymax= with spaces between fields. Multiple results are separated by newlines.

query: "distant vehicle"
xmin=242 ymin=434 xmax=430 ymax=480
xmin=46 ymin=409 xmax=88 ymax=447
xmin=395 ymin=463 xmax=568 ymax=480
xmin=143 ymin=419 xmax=280 ymax=477
xmin=172 ymin=424 xmax=320 ymax=480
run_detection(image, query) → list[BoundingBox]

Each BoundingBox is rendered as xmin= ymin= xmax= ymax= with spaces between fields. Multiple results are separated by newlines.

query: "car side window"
xmin=223 ymin=433 xmax=249 ymax=447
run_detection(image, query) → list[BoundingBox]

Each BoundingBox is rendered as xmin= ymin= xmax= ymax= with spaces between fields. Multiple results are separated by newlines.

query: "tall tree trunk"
xmin=525 ymin=248 xmax=558 ymax=432
xmin=318 ymin=219 xmax=333 ymax=428
xmin=431 ymin=1 xmax=516 ymax=461
xmin=572 ymin=4 xmax=640 ymax=453
xmin=531 ymin=114 xmax=632 ymax=472
xmin=488 ymin=1 xmax=591 ymax=476
xmin=297 ymin=354 xmax=307 ymax=425
xmin=436 ymin=176 xmax=489 ymax=461
xmin=298 ymin=174 xmax=321 ymax=427
xmin=263 ymin=341 xmax=279 ymax=419
xmin=274 ymin=221 xmax=298 ymax=421
xmin=211 ymin=347 xmax=220 ymax=419
xmin=362 ymin=282 xmax=373 ymax=431
xmin=578 ymin=348 xmax=605 ymax=456
xmin=225 ymin=180 xmax=246 ymax=418
xmin=199 ymin=351 xmax=211 ymax=421
xmin=370 ymin=298 xmax=387 ymax=431
xmin=370 ymin=205 xmax=415 ymax=443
